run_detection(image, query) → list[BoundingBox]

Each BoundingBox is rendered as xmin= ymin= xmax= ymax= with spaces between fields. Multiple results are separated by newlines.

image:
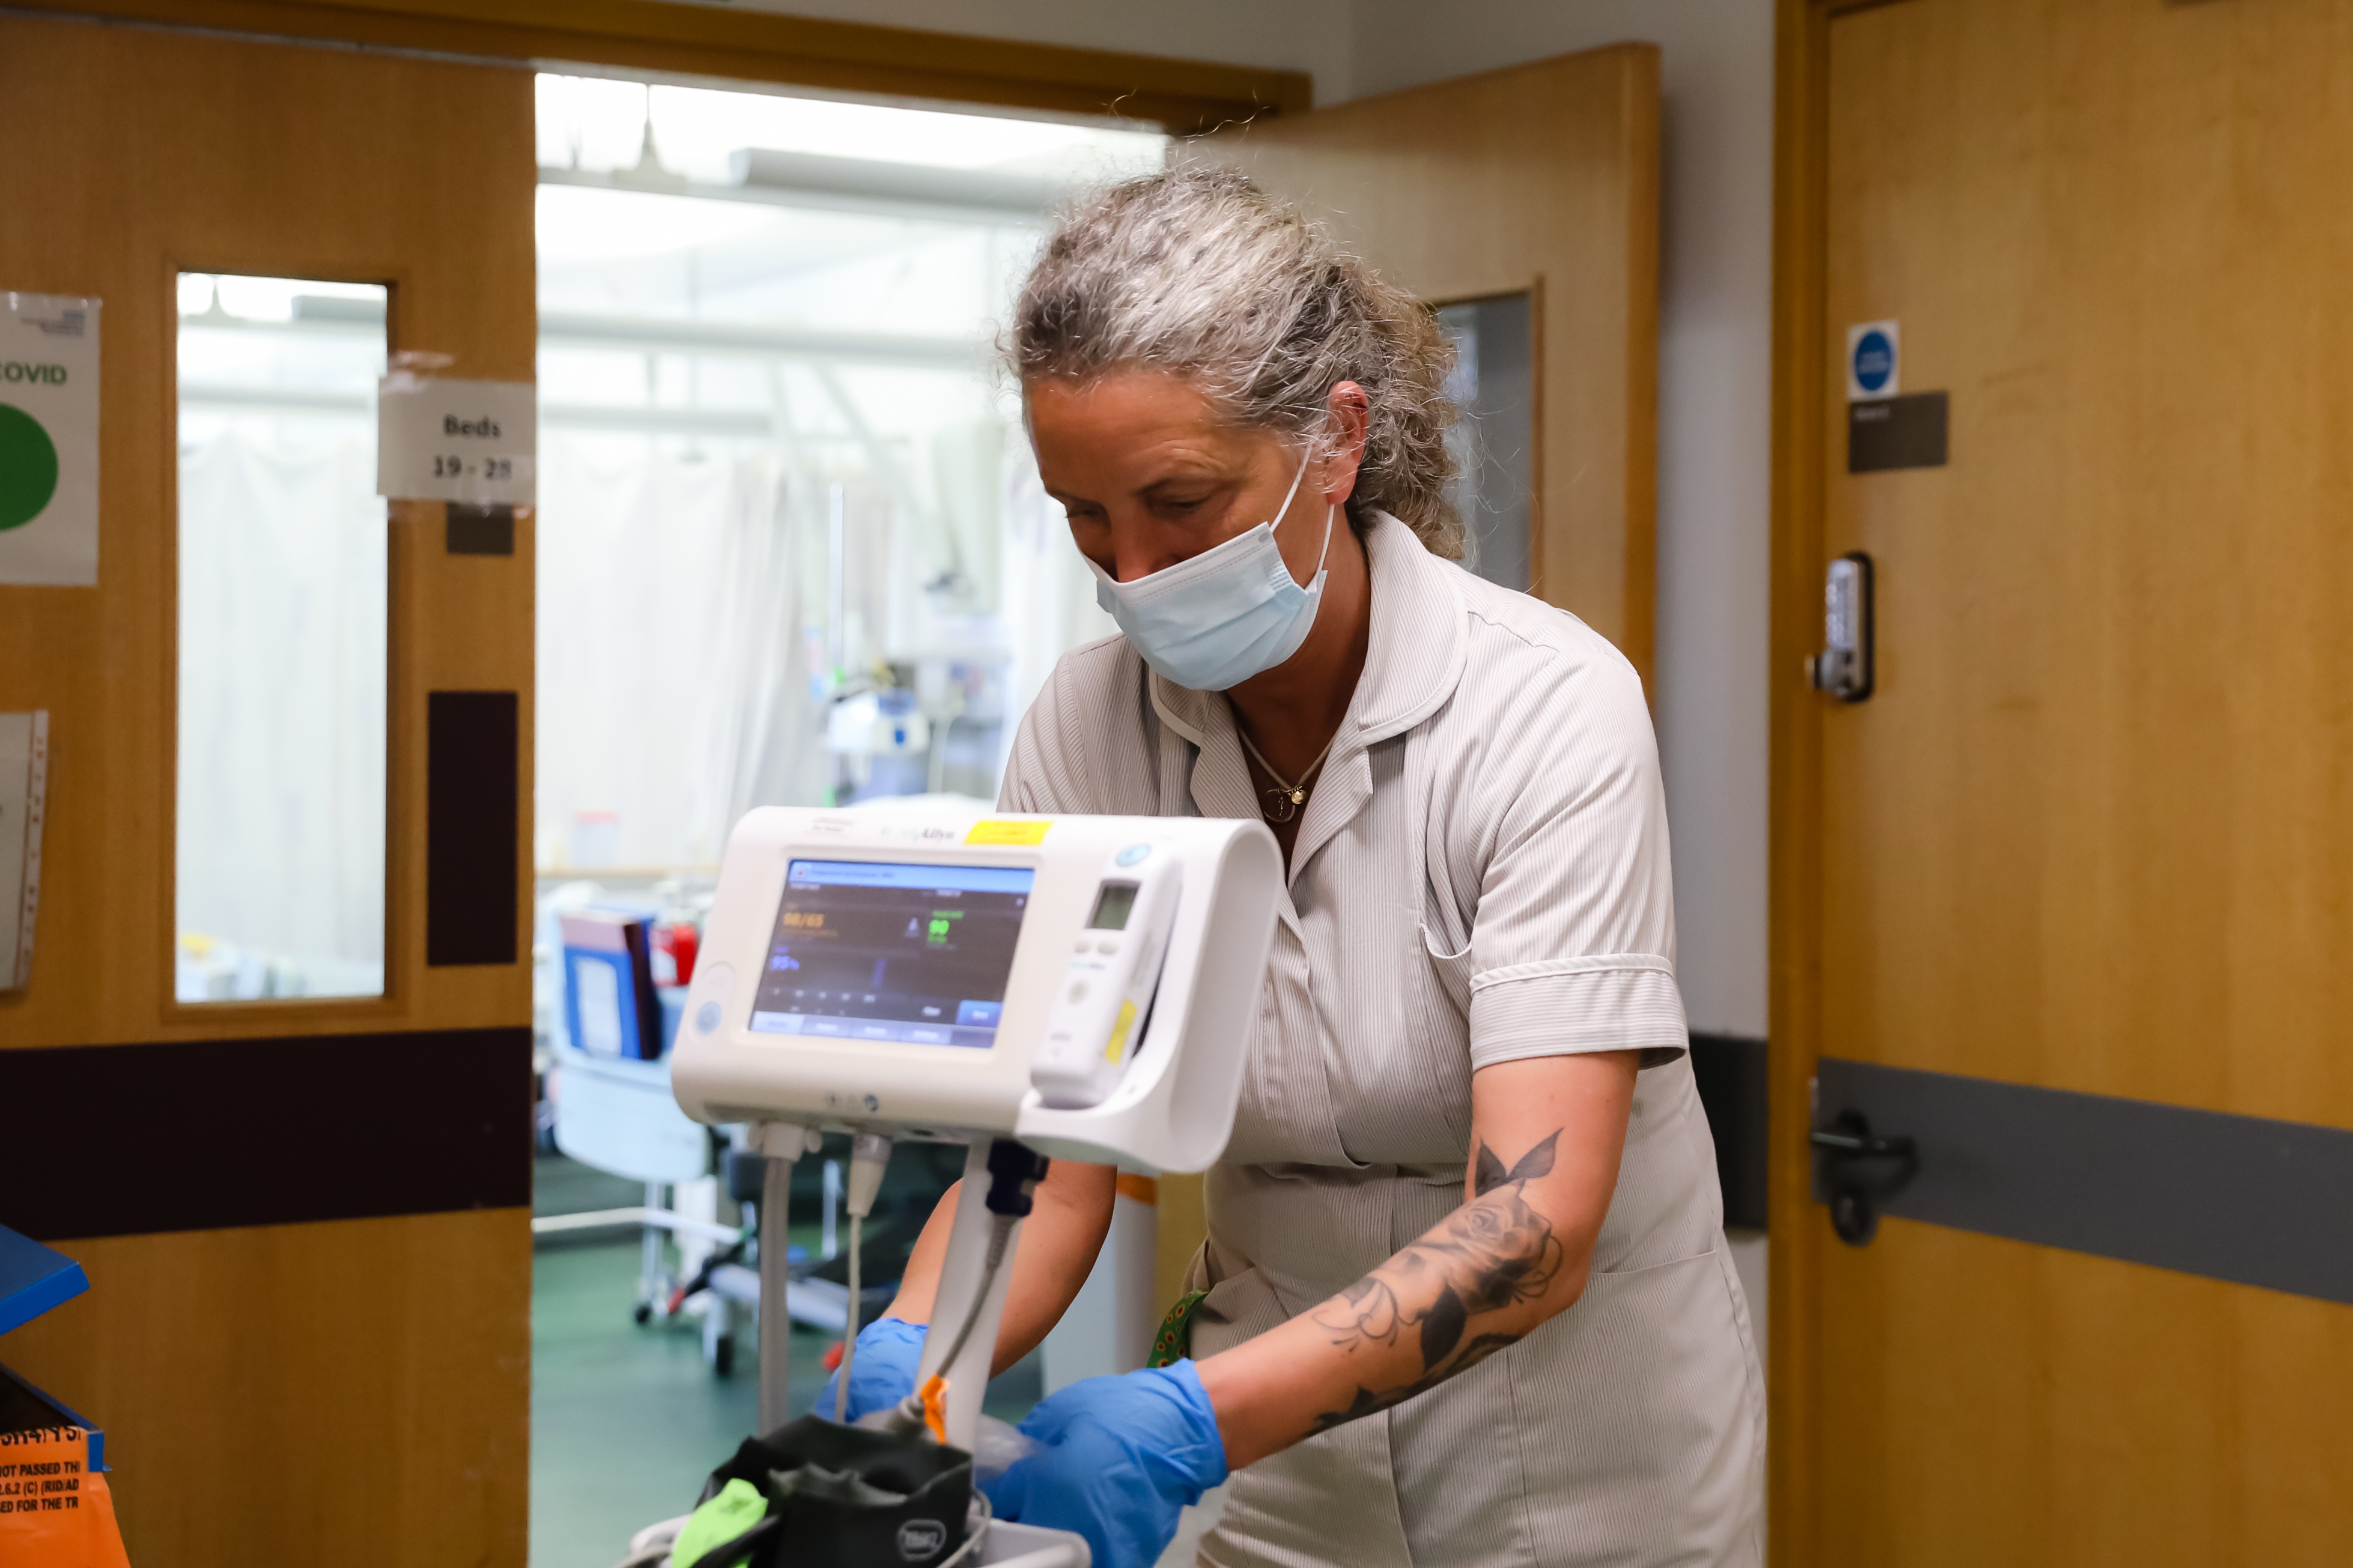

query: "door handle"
xmin=1811 ymin=1107 xmax=1916 ymax=1245
xmin=1808 ymin=551 xmax=1874 ymax=701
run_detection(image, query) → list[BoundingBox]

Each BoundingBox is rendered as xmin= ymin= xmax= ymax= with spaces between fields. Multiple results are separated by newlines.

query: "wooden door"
xmin=1776 ymin=0 xmax=2353 ymax=1562
xmin=0 ymin=15 xmax=535 ymax=1567
xmin=1189 ymin=45 xmax=1660 ymax=684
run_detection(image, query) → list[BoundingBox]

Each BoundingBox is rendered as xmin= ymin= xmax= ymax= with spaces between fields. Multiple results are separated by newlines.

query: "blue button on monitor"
xmin=956 ymin=1000 xmax=1003 ymax=1028
xmin=1116 ymin=844 xmax=1151 ymax=867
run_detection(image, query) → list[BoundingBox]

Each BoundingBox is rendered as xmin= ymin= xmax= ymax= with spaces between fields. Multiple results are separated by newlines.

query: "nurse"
xmin=829 ymin=167 xmax=1764 ymax=1568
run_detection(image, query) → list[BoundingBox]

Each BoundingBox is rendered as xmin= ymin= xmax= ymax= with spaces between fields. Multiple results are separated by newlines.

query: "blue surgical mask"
xmin=1087 ymin=456 xmax=1334 ymax=692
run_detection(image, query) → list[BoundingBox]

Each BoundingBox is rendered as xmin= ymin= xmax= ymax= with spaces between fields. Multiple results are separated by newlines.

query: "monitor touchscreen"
xmin=749 ymin=859 xmax=1034 ymax=1049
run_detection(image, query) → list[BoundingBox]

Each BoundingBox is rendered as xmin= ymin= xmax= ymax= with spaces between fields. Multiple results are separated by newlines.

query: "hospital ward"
xmin=1 ymin=2 xmax=2348 ymax=1566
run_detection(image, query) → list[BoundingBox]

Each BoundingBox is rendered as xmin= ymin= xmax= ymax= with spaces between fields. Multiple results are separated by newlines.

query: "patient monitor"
xmin=673 ymin=807 xmax=1281 ymax=1167
xmin=670 ymin=805 xmax=1282 ymax=1505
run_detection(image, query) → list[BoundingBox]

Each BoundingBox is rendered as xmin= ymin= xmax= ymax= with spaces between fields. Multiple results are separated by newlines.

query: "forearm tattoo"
xmin=1305 ymin=1131 xmax=1566 ymax=1433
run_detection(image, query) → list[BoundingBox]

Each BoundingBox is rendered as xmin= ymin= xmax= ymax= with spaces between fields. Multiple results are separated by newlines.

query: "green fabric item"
xmin=670 ymin=1477 xmax=769 ymax=1568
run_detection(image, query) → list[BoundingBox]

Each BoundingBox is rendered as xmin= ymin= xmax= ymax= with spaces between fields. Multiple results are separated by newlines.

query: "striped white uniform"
xmin=1001 ymin=511 xmax=1765 ymax=1568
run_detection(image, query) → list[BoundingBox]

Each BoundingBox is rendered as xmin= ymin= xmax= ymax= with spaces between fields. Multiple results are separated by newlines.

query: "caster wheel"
xmin=633 ymin=1302 xmax=653 ymax=1325
xmin=713 ymin=1334 xmax=736 ymax=1378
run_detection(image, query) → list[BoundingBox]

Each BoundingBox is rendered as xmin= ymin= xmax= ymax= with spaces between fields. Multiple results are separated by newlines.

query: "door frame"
xmin=1765 ymin=1 xmax=1872 ymax=1561
xmin=40 ymin=0 xmax=1310 ymax=133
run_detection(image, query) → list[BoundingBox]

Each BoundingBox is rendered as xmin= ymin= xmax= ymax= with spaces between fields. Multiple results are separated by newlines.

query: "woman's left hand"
xmin=981 ymin=1360 xmax=1228 ymax=1568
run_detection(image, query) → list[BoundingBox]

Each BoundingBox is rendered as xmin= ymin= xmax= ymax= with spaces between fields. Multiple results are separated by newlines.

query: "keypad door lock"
xmin=1808 ymin=551 xmax=1875 ymax=701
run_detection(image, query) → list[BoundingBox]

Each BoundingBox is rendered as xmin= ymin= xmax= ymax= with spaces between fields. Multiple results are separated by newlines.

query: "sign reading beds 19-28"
xmin=0 ymin=292 xmax=100 ymax=587
xmin=375 ymin=372 xmax=537 ymax=507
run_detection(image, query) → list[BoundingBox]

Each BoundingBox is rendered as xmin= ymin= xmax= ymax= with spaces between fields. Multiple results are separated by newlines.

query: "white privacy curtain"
xmin=535 ymin=418 xmax=1114 ymax=873
xmin=535 ymin=431 xmax=832 ymax=871
xmin=176 ymin=428 xmax=387 ymax=988
xmin=1000 ymin=423 xmax=1118 ymax=739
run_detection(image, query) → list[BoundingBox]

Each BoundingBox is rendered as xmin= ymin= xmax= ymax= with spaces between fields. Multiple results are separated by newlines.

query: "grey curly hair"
xmin=1007 ymin=166 xmax=1465 ymax=559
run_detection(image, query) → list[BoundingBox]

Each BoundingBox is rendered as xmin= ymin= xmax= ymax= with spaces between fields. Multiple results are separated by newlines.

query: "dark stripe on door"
xmin=1815 ymin=1056 xmax=2353 ymax=1304
xmin=426 ymin=689 xmax=520 ymax=967
xmin=0 ymin=1028 xmax=531 ymax=1241
xmin=1691 ymin=1033 xmax=1769 ymax=1230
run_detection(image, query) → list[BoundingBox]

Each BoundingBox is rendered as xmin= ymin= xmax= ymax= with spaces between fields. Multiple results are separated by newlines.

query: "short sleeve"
xmin=1461 ymin=642 xmax=1688 ymax=1072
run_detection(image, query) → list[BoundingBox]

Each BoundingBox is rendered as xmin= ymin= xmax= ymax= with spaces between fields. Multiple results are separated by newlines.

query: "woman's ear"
xmin=1321 ymin=381 xmax=1372 ymax=504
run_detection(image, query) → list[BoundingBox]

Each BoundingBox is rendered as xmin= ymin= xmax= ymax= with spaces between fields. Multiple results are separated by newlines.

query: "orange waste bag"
xmin=0 ymin=1424 xmax=131 ymax=1568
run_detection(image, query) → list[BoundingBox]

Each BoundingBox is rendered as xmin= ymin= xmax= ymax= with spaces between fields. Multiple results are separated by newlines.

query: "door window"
xmin=175 ymin=273 xmax=388 ymax=1002
xmin=1438 ymin=294 xmax=1534 ymax=593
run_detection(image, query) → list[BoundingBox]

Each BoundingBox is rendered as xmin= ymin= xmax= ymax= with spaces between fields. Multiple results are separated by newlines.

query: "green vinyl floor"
xmin=529 ymin=1170 xmax=1042 ymax=1568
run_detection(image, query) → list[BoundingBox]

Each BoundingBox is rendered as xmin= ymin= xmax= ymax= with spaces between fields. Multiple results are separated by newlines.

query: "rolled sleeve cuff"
xmin=1466 ymin=957 xmax=1689 ymax=1071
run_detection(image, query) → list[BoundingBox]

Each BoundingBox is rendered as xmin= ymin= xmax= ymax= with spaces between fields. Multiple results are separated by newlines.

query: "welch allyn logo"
xmin=896 ymin=1519 xmax=949 ymax=1561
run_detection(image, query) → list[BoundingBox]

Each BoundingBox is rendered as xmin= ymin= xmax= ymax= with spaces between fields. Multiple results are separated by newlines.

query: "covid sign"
xmin=0 ymin=293 xmax=99 ymax=586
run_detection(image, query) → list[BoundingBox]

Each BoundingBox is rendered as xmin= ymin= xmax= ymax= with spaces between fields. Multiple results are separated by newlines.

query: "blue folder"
xmin=0 ymin=1224 xmax=86 ymax=1339
xmin=0 ymin=1224 xmax=105 ymax=1471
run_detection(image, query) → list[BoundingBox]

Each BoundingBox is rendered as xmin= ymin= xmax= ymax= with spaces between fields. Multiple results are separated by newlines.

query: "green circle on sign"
xmin=0 ymin=402 xmax=61 ymax=531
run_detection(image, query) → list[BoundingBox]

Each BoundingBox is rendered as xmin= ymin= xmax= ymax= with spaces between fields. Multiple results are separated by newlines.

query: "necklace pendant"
xmin=1265 ymin=789 xmax=1299 ymax=824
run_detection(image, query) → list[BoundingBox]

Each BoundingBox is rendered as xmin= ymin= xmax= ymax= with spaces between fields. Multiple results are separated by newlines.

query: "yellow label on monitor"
xmin=965 ymin=819 xmax=1051 ymax=846
xmin=1105 ymin=999 xmax=1138 ymax=1063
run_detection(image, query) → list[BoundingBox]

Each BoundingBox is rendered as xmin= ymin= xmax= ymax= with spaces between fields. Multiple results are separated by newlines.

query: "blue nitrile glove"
xmin=814 ymin=1316 xmax=928 ymax=1423
xmin=981 ymin=1360 xmax=1229 ymax=1568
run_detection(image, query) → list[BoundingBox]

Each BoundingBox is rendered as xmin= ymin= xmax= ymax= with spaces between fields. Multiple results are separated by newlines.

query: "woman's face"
xmin=1026 ymin=368 xmax=1342 ymax=587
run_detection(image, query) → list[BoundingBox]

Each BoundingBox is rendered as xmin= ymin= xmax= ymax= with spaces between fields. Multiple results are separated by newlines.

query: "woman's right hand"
xmin=814 ymin=1317 xmax=928 ymax=1423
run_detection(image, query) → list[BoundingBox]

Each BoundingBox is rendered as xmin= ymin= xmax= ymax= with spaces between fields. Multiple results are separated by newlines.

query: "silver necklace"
xmin=1236 ymin=725 xmax=1337 ymax=825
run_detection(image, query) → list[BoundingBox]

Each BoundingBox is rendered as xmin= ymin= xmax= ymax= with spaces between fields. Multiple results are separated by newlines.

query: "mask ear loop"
xmin=1268 ymin=450 xmax=1312 ymax=532
xmin=1270 ymin=449 xmax=1332 ymax=587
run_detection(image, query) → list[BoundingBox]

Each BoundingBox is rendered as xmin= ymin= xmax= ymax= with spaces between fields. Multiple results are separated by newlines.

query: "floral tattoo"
xmin=1305 ymin=1131 xmax=1566 ymax=1432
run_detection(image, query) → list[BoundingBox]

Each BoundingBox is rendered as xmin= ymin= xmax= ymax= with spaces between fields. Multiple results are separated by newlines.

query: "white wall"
xmin=1350 ymin=2 xmax=1775 ymax=1038
xmin=715 ymin=0 xmax=1776 ymax=1037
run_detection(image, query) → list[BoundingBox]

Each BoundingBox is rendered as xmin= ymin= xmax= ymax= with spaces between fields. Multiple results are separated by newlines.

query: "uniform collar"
xmin=1345 ymin=509 xmax=1469 ymax=743
xmin=1146 ymin=509 xmax=1467 ymax=751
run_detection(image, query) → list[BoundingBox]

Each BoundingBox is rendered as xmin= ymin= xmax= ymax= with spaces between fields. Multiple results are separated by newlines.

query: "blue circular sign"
xmin=695 ymin=1000 xmax=722 ymax=1034
xmin=1852 ymin=328 xmax=1895 ymax=395
xmin=1116 ymin=843 xmax=1152 ymax=866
